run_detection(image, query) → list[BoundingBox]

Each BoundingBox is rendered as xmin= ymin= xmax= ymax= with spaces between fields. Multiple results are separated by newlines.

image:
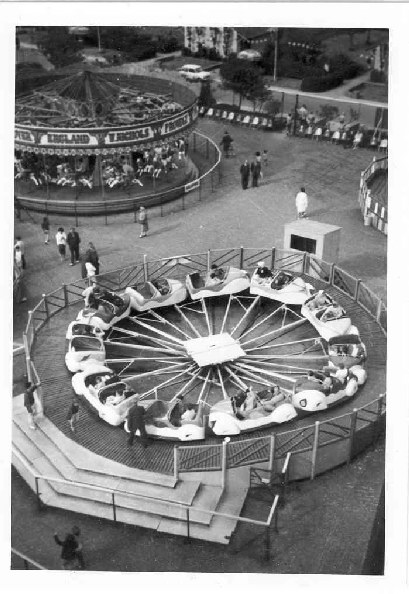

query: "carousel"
xmin=14 ymin=69 xmax=199 ymax=210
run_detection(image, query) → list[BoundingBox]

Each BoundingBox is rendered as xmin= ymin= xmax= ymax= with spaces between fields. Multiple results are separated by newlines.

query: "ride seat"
xmin=189 ymin=272 xmax=205 ymax=289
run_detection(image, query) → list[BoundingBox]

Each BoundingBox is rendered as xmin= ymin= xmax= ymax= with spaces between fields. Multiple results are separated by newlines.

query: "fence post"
xmin=193 ymin=132 xmax=197 ymax=152
xmin=310 ymin=421 xmax=320 ymax=480
xmin=173 ymin=446 xmax=179 ymax=482
xmin=62 ymin=284 xmax=68 ymax=308
xmin=264 ymin=524 xmax=272 ymax=562
xmin=302 ymin=252 xmax=308 ymax=274
xmin=42 ymin=294 xmax=49 ymax=320
xmin=143 ymin=254 xmax=148 ymax=282
xmin=185 ymin=507 xmax=191 ymax=542
xmin=329 ymin=263 xmax=335 ymax=286
xmin=347 ymin=408 xmax=358 ymax=464
xmin=221 ymin=437 xmax=230 ymax=490
xmin=239 ymin=246 xmax=244 ymax=269
xmin=268 ymin=434 xmax=276 ymax=477
xmin=112 ymin=492 xmax=117 ymax=522
xmin=35 ymin=476 xmax=42 ymax=512
xmin=354 ymin=279 xmax=361 ymax=301
xmin=271 ymin=247 xmax=276 ymax=270
xmin=207 ymin=249 xmax=211 ymax=272
xmin=23 ymin=331 xmax=32 ymax=383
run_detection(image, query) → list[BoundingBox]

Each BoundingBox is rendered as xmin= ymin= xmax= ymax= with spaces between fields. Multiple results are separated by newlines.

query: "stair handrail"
xmin=11 ymin=547 xmax=47 ymax=570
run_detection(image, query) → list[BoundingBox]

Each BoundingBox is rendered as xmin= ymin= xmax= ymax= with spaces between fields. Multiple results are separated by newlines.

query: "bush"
xmin=198 ymin=81 xmax=216 ymax=108
xmin=370 ymin=69 xmax=387 ymax=84
xmin=182 ymin=47 xmax=192 ymax=57
xmin=301 ymin=72 xmax=344 ymax=92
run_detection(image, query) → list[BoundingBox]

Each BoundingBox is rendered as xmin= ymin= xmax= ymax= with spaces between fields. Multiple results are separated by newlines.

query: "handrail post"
xmin=354 ymin=279 xmax=361 ymax=301
xmin=185 ymin=507 xmax=191 ymax=542
xmin=143 ymin=254 xmax=148 ymax=282
xmin=221 ymin=437 xmax=230 ymax=490
xmin=310 ymin=421 xmax=320 ymax=480
xmin=23 ymin=331 xmax=32 ymax=383
xmin=42 ymin=294 xmax=49 ymax=320
xmin=271 ymin=247 xmax=276 ymax=270
xmin=347 ymin=408 xmax=358 ymax=464
xmin=112 ymin=492 xmax=117 ymax=522
xmin=329 ymin=263 xmax=335 ymax=286
xmin=268 ymin=434 xmax=275 ymax=478
xmin=62 ymin=284 xmax=68 ymax=308
xmin=35 ymin=476 xmax=42 ymax=511
xmin=239 ymin=246 xmax=244 ymax=269
xmin=173 ymin=446 xmax=179 ymax=482
xmin=207 ymin=249 xmax=211 ymax=272
xmin=302 ymin=251 xmax=307 ymax=274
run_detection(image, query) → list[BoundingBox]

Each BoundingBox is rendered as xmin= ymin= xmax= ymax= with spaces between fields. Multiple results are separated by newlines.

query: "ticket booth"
xmin=284 ymin=219 xmax=341 ymax=263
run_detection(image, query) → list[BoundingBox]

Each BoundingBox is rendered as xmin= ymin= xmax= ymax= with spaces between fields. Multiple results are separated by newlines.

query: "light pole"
xmin=97 ymin=26 xmax=101 ymax=52
xmin=273 ymin=27 xmax=279 ymax=82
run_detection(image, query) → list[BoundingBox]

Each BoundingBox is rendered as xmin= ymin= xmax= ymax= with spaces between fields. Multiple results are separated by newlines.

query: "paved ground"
xmin=12 ymin=118 xmax=387 ymax=574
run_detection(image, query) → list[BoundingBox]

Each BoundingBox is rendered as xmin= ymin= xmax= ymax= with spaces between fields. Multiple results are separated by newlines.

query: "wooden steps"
xmin=12 ymin=394 xmax=248 ymax=543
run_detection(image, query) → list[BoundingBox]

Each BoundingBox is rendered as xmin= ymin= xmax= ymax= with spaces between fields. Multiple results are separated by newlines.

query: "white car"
xmin=178 ymin=64 xmax=211 ymax=82
xmin=250 ymin=268 xmax=314 ymax=305
xmin=301 ymin=291 xmax=358 ymax=341
xmin=292 ymin=369 xmax=365 ymax=412
xmin=71 ymin=363 xmax=140 ymax=426
xmin=77 ymin=290 xmax=131 ymax=331
xmin=124 ymin=399 xmax=206 ymax=442
xmin=65 ymin=334 xmax=105 ymax=373
xmin=65 ymin=321 xmax=105 ymax=340
xmin=186 ymin=266 xmax=250 ymax=300
xmin=125 ymin=278 xmax=187 ymax=312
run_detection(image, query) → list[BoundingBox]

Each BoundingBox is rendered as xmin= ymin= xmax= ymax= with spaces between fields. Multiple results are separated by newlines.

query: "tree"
xmin=220 ymin=58 xmax=264 ymax=109
xmin=198 ymin=81 xmax=216 ymax=108
xmin=38 ymin=27 xmax=82 ymax=68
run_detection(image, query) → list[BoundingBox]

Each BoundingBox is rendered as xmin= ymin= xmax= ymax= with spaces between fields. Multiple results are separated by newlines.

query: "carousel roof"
xmin=15 ymin=69 xmax=182 ymax=128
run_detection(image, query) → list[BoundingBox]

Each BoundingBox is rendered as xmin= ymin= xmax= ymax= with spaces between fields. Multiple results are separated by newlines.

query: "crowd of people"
xmin=14 ymin=138 xmax=188 ymax=191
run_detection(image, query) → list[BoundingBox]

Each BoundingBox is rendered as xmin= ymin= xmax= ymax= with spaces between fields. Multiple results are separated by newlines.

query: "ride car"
xmin=65 ymin=333 xmax=105 ymax=373
xmin=250 ymin=267 xmax=314 ymax=305
xmin=208 ymin=390 xmax=297 ymax=436
xmin=186 ymin=266 xmax=250 ymax=300
xmin=71 ymin=363 xmax=140 ymax=426
xmin=66 ymin=320 xmax=105 ymax=340
xmin=77 ymin=289 xmax=131 ymax=331
xmin=327 ymin=334 xmax=367 ymax=369
xmin=178 ymin=64 xmax=211 ymax=81
xmin=301 ymin=290 xmax=358 ymax=341
xmin=124 ymin=398 xmax=206 ymax=441
xmin=125 ymin=278 xmax=187 ymax=312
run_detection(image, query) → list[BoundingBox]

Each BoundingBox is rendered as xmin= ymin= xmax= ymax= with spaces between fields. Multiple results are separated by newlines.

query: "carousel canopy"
xmin=15 ymin=69 xmax=183 ymax=128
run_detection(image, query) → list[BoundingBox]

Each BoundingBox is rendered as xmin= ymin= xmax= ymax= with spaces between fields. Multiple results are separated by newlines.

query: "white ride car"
xmin=250 ymin=268 xmax=314 ymax=305
xmin=301 ymin=291 xmax=358 ymax=341
xmin=178 ymin=64 xmax=211 ymax=82
xmin=186 ymin=266 xmax=250 ymax=300
xmin=125 ymin=278 xmax=187 ymax=312
xmin=72 ymin=363 xmax=140 ymax=426
xmin=65 ymin=334 xmax=105 ymax=373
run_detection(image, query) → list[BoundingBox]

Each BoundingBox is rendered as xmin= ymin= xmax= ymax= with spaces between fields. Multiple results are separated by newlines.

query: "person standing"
xmin=24 ymin=380 xmax=40 ymax=429
xmin=239 ymin=159 xmax=250 ymax=190
xmin=138 ymin=206 xmax=149 ymax=238
xmin=41 ymin=216 xmax=50 ymax=244
xmin=127 ymin=402 xmax=149 ymax=448
xmin=250 ymin=160 xmax=261 ymax=188
xmin=295 ymin=186 xmax=308 ymax=219
xmin=55 ymin=227 xmax=67 ymax=262
xmin=85 ymin=242 xmax=100 ymax=276
xmin=14 ymin=236 xmax=26 ymax=269
xmin=54 ymin=526 xmax=84 ymax=570
xmin=66 ymin=397 xmax=80 ymax=432
xmin=66 ymin=227 xmax=81 ymax=266
xmin=221 ymin=131 xmax=233 ymax=158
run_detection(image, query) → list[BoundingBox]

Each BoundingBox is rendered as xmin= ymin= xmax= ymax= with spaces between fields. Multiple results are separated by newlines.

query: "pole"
xmin=271 ymin=247 xmax=276 ymax=270
xmin=273 ymin=28 xmax=278 ymax=83
xmin=264 ymin=524 xmax=271 ymax=562
xmin=239 ymin=246 xmax=244 ymax=269
xmin=35 ymin=476 xmax=42 ymax=511
xmin=221 ymin=437 xmax=230 ymax=490
xmin=310 ymin=421 xmax=320 ymax=480
xmin=23 ymin=326 xmax=33 ymax=383
xmin=293 ymin=94 xmax=299 ymax=136
xmin=354 ymin=279 xmax=361 ymax=301
xmin=97 ymin=26 xmax=101 ymax=52
xmin=347 ymin=408 xmax=358 ymax=464
xmin=112 ymin=492 xmax=117 ymax=522
xmin=173 ymin=446 xmax=179 ymax=482
xmin=143 ymin=254 xmax=148 ymax=282
xmin=268 ymin=434 xmax=276 ymax=477
xmin=185 ymin=507 xmax=191 ymax=542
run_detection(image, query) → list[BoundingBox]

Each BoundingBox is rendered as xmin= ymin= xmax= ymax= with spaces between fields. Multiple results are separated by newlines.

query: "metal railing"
xmin=11 ymin=548 xmax=47 ymax=570
xmin=358 ymin=156 xmax=388 ymax=234
xmin=15 ymin=131 xmax=222 ymax=224
xmin=22 ymin=246 xmax=387 ymax=481
xmin=12 ymin=447 xmax=279 ymax=562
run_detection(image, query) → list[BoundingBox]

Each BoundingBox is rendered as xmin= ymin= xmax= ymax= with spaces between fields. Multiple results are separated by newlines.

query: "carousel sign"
xmin=39 ymin=132 xmax=99 ymax=146
xmin=105 ymin=126 xmax=154 ymax=145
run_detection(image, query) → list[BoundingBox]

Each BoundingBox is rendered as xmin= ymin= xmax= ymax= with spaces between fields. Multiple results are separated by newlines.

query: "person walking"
xmin=220 ymin=131 xmax=233 ymax=158
xmin=295 ymin=186 xmax=309 ymax=219
xmin=138 ymin=206 xmax=149 ymax=238
xmin=24 ymin=380 xmax=40 ymax=429
xmin=54 ymin=526 xmax=84 ymax=570
xmin=41 ymin=216 xmax=50 ymax=244
xmin=250 ymin=160 xmax=261 ymax=188
xmin=127 ymin=402 xmax=149 ymax=448
xmin=55 ymin=227 xmax=67 ymax=262
xmin=239 ymin=159 xmax=250 ymax=190
xmin=66 ymin=227 xmax=81 ymax=266
xmin=66 ymin=397 xmax=80 ymax=433
xmin=14 ymin=236 xmax=26 ymax=269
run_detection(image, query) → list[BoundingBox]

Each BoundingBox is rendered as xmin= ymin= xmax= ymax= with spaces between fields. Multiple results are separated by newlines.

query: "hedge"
xmin=301 ymin=72 xmax=344 ymax=92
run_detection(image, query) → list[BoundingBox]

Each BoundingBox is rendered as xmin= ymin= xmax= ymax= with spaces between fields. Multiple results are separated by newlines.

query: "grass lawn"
xmin=348 ymin=82 xmax=388 ymax=103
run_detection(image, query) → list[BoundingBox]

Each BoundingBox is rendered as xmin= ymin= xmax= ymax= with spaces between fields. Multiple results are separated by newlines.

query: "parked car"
xmin=178 ymin=64 xmax=211 ymax=82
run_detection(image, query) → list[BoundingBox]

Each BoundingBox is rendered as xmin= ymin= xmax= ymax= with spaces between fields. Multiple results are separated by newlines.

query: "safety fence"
xmin=22 ymin=246 xmax=386 ymax=480
xmin=358 ymin=156 xmax=388 ymax=235
xmin=15 ymin=130 xmax=222 ymax=223
xmin=12 ymin=447 xmax=279 ymax=562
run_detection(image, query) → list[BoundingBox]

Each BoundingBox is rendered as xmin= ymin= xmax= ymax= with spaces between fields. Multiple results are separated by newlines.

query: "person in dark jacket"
xmin=66 ymin=227 xmax=81 ymax=266
xmin=54 ymin=526 xmax=84 ymax=570
xmin=84 ymin=242 xmax=100 ymax=276
xmin=127 ymin=402 xmax=149 ymax=447
xmin=41 ymin=216 xmax=50 ymax=244
xmin=220 ymin=131 xmax=233 ymax=158
xmin=250 ymin=161 xmax=261 ymax=187
xmin=24 ymin=380 xmax=40 ymax=429
xmin=240 ymin=160 xmax=250 ymax=190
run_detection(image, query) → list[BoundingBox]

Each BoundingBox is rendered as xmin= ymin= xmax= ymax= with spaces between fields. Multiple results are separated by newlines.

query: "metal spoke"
xmin=219 ymin=294 xmax=232 ymax=334
xmin=230 ymin=296 xmax=260 ymax=337
xmin=109 ymin=326 xmax=184 ymax=351
xmin=130 ymin=317 xmax=186 ymax=345
xmin=240 ymin=318 xmax=307 ymax=348
xmin=233 ymin=361 xmax=297 ymax=385
xmin=201 ymin=298 xmax=212 ymax=336
xmin=239 ymin=303 xmax=283 ymax=339
xmin=216 ymin=366 xmax=228 ymax=400
xmin=150 ymin=309 xmax=195 ymax=340
xmin=106 ymin=339 xmax=183 ymax=355
xmin=175 ymin=304 xmax=203 ymax=338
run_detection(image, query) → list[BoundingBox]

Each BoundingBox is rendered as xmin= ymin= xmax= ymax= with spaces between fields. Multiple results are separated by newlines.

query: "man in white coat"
xmin=295 ymin=186 xmax=308 ymax=219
